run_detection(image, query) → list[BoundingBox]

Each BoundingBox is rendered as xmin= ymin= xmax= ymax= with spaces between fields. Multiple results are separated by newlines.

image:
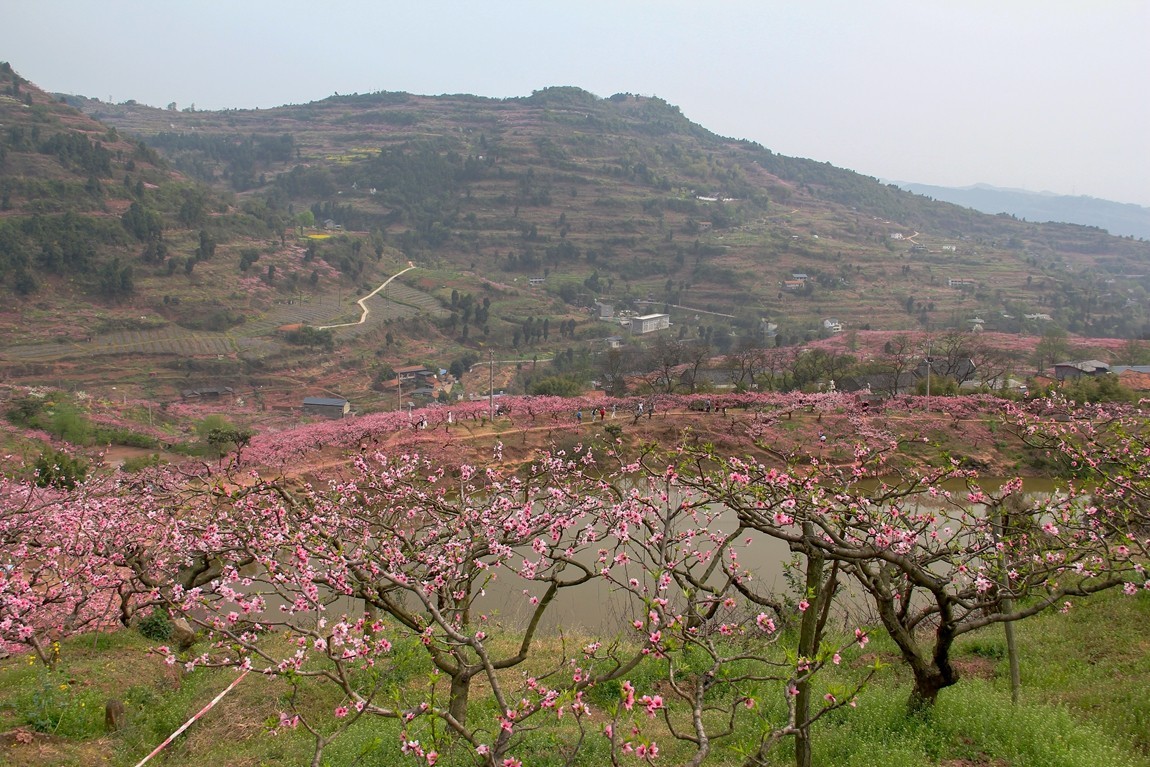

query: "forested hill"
xmin=0 ymin=63 xmax=274 ymax=308
xmin=6 ymin=60 xmax=1150 ymax=344
xmin=66 ymin=83 xmax=1150 ymax=338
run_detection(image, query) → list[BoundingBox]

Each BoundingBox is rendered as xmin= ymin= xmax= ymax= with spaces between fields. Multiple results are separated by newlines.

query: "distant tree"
xmin=98 ymin=257 xmax=134 ymax=299
xmin=284 ymin=325 xmax=335 ymax=352
xmin=528 ymin=375 xmax=583 ymax=397
xmin=178 ymin=191 xmax=207 ymax=228
xmin=238 ymin=248 xmax=260 ymax=272
xmin=120 ymin=202 xmax=163 ymax=242
xmin=196 ymin=230 xmax=216 ymax=260
xmin=1031 ymin=326 xmax=1070 ymax=373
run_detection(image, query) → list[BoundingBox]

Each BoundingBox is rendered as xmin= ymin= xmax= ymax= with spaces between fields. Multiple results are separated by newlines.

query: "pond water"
xmin=481 ymin=476 xmax=1066 ymax=635
xmin=235 ymin=476 xmax=1064 ymax=638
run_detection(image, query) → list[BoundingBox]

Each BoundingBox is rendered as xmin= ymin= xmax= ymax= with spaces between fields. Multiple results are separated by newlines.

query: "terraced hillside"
xmin=6 ymin=60 xmax=1150 ymax=402
xmin=0 ymin=266 xmax=444 ymax=363
xmin=66 ymin=86 xmax=1150 ymax=345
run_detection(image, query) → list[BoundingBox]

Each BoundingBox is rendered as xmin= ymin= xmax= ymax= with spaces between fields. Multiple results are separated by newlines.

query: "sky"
xmin=3 ymin=1 xmax=1148 ymax=206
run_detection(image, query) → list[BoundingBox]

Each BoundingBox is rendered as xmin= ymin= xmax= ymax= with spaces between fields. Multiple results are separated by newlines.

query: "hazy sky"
xmin=4 ymin=1 xmax=1148 ymax=206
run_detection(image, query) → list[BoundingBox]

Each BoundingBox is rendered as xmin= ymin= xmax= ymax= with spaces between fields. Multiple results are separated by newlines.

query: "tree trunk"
xmin=907 ymin=672 xmax=946 ymax=713
xmin=448 ymin=672 xmax=470 ymax=727
xmin=793 ymin=529 xmax=825 ymax=767
xmin=906 ymin=658 xmax=957 ymax=714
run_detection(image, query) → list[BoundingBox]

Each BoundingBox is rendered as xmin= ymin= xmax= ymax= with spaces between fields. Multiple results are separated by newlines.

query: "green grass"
xmin=813 ymin=682 xmax=1143 ymax=767
xmin=1 ymin=593 xmax=1146 ymax=766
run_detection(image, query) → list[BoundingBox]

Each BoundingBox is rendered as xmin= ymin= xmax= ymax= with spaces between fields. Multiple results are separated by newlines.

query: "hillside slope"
xmin=69 ymin=85 xmax=1150 ymax=342
xmin=0 ymin=64 xmax=411 ymax=376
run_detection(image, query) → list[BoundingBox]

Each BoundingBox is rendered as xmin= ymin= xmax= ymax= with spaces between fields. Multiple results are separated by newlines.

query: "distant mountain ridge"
xmin=894 ymin=182 xmax=1150 ymax=240
xmin=7 ymin=58 xmax=1150 ymax=359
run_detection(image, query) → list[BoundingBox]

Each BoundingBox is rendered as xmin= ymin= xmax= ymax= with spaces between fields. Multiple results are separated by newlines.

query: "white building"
xmin=630 ymin=313 xmax=670 ymax=335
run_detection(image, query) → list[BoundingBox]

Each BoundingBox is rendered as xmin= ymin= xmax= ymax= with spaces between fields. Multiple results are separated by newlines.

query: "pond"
xmin=232 ymin=476 xmax=1066 ymax=638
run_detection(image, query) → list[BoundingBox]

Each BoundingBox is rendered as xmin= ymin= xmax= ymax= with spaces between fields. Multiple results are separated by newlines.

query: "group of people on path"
xmin=570 ymin=399 xmax=737 ymax=425
xmin=576 ymin=406 xmax=609 ymax=424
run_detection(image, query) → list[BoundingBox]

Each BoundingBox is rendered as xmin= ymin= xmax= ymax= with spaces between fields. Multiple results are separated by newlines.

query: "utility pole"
xmin=925 ymin=342 xmax=931 ymax=410
xmin=489 ymin=350 xmax=495 ymax=421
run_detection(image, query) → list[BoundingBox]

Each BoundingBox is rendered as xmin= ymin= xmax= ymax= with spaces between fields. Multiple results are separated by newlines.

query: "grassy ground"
xmin=1 ymin=591 xmax=1146 ymax=766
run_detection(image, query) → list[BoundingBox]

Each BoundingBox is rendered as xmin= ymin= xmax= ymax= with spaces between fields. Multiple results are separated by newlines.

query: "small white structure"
xmin=630 ymin=313 xmax=670 ymax=335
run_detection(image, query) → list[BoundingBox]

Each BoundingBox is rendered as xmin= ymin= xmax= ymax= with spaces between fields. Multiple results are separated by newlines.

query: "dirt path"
xmin=316 ymin=264 xmax=416 ymax=330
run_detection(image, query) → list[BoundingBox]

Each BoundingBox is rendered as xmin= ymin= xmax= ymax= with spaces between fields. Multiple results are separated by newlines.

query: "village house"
xmin=1113 ymin=366 xmax=1150 ymax=391
xmin=630 ymin=313 xmax=670 ymax=335
xmin=302 ymin=396 xmax=350 ymax=419
xmin=180 ymin=386 xmax=234 ymax=400
xmin=1052 ymin=360 xmax=1110 ymax=381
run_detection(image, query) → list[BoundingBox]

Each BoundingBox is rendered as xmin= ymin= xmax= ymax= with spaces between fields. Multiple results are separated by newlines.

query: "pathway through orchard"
xmin=267 ymin=400 xmax=949 ymax=480
xmin=315 ymin=264 xmax=416 ymax=330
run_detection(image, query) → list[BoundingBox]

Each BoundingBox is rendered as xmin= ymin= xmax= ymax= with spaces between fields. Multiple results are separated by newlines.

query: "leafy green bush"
xmin=284 ymin=325 xmax=335 ymax=351
xmin=93 ymin=426 xmax=160 ymax=448
xmin=5 ymin=394 xmax=47 ymax=427
xmin=33 ymin=448 xmax=88 ymax=489
xmin=120 ymin=453 xmax=166 ymax=473
xmin=137 ymin=609 xmax=174 ymax=641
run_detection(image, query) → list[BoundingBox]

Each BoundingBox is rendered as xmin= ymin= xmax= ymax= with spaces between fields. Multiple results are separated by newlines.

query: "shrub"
xmin=137 ymin=609 xmax=174 ymax=641
xmin=121 ymin=453 xmax=165 ymax=473
xmin=33 ymin=448 xmax=88 ymax=489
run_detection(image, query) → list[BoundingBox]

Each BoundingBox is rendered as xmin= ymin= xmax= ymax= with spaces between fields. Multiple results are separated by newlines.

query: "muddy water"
xmin=237 ymin=477 xmax=1061 ymax=638
xmin=482 ymin=519 xmax=792 ymax=637
xmin=479 ymin=477 xmax=1064 ymax=636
